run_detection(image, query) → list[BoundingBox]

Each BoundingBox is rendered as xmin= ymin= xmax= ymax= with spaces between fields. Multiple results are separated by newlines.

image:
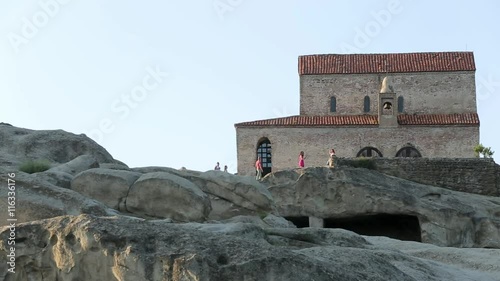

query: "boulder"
xmin=263 ymin=214 xmax=296 ymax=228
xmin=47 ymin=154 xmax=99 ymax=175
xmin=99 ymin=163 xmax=130 ymax=171
xmin=0 ymin=124 xmax=116 ymax=167
xmin=132 ymin=167 xmax=275 ymax=220
xmin=0 ymin=171 xmax=117 ymax=227
xmin=263 ymin=167 xmax=500 ymax=248
xmin=198 ymin=171 xmax=274 ymax=212
xmin=126 ymin=172 xmax=211 ymax=221
xmin=33 ymin=155 xmax=100 ymax=189
xmin=37 ymin=170 xmax=74 ymax=189
xmin=1 ymin=214 xmax=499 ymax=281
xmin=71 ymin=168 xmax=142 ymax=210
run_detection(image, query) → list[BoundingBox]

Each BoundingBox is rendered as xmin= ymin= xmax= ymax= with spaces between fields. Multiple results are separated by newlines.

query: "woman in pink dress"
xmin=298 ymin=151 xmax=305 ymax=168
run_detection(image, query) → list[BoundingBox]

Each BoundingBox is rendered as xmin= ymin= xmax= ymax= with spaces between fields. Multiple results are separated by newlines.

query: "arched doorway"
xmin=356 ymin=146 xmax=383 ymax=157
xmin=396 ymin=146 xmax=422 ymax=157
xmin=256 ymin=138 xmax=272 ymax=176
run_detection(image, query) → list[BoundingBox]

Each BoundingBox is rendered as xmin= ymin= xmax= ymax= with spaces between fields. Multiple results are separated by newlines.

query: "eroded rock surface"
xmin=263 ymin=167 xmax=500 ymax=248
xmin=71 ymin=168 xmax=142 ymax=210
xmin=0 ymin=124 xmax=116 ymax=168
xmin=0 ymin=171 xmax=117 ymax=227
xmin=127 ymin=172 xmax=211 ymax=222
xmin=132 ymin=167 xmax=275 ymax=219
xmin=1 ymin=214 xmax=499 ymax=281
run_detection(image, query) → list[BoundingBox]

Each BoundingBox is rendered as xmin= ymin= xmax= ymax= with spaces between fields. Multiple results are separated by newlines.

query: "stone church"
xmin=235 ymin=52 xmax=480 ymax=176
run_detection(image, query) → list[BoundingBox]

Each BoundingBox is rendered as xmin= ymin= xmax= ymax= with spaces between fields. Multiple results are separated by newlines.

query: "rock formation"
xmin=1 ymin=124 xmax=500 ymax=280
xmin=1 ymin=214 xmax=499 ymax=281
xmin=0 ymin=124 xmax=116 ymax=168
xmin=264 ymin=167 xmax=500 ymax=248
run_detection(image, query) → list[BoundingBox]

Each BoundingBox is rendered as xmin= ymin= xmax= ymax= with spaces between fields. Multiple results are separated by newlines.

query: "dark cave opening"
xmin=324 ymin=214 xmax=422 ymax=242
xmin=284 ymin=216 xmax=310 ymax=228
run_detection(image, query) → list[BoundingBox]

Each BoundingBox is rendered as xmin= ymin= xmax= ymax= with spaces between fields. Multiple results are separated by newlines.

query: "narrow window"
xmin=330 ymin=97 xmax=336 ymax=112
xmin=363 ymin=96 xmax=370 ymax=113
xmin=256 ymin=138 xmax=272 ymax=176
xmin=398 ymin=96 xmax=404 ymax=113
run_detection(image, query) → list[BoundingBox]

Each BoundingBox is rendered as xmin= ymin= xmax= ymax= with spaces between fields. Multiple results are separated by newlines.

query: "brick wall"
xmin=236 ymin=126 xmax=479 ymax=176
xmin=337 ymin=158 xmax=500 ymax=197
xmin=299 ymin=71 xmax=476 ymax=116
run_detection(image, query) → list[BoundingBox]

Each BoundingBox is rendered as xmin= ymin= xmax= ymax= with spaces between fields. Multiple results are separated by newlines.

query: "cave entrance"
xmin=324 ymin=214 xmax=421 ymax=242
xmin=284 ymin=217 xmax=310 ymax=228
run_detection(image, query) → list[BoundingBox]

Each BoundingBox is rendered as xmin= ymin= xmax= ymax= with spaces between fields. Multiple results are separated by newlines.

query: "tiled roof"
xmin=298 ymin=52 xmax=475 ymax=75
xmin=235 ymin=115 xmax=378 ymax=127
xmin=234 ymin=113 xmax=479 ymax=127
xmin=398 ymin=113 xmax=479 ymax=125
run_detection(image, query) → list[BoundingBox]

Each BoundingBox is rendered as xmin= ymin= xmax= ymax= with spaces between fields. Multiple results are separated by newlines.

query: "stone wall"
xmin=299 ymin=71 xmax=476 ymax=115
xmin=236 ymin=125 xmax=479 ymax=176
xmin=337 ymin=157 xmax=500 ymax=197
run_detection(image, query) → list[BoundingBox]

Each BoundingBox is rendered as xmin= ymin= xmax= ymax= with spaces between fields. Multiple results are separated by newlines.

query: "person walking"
xmin=298 ymin=151 xmax=305 ymax=168
xmin=328 ymin=148 xmax=336 ymax=168
xmin=255 ymin=156 xmax=263 ymax=180
xmin=224 ymin=165 xmax=228 ymax=172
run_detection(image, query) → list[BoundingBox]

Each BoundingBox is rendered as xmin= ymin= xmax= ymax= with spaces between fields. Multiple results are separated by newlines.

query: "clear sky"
xmin=1 ymin=0 xmax=499 ymax=172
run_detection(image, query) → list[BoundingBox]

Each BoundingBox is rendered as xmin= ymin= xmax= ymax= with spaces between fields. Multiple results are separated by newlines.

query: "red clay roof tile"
xmin=398 ymin=113 xmax=479 ymax=125
xmin=298 ymin=52 xmax=476 ymax=75
xmin=234 ymin=113 xmax=479 ymax=127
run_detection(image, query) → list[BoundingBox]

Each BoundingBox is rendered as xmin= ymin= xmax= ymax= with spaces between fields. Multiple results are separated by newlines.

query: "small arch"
xmin=363 ymin=96 xmax=370 ymax=113
xmin=396 ymin=146 xmax=422 ymax=157
xmin=356 ymin=146 xmax=383 ymax=157
xmin=330 ymin=96 xmax=337 ymax=113
xmin=256 ymin=138 xmax=272 ymax=176
xmin=398 ymin=96 xmax=404 ymax=113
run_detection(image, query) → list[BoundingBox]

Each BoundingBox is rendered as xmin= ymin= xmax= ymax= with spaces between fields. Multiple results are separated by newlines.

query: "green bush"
xmin=349 ymin=158 xmax=377 ymax=170
xmin=474 ymin=144 xmax=495 ymax=158
xmin=19 ymin=159 xmax=51 ymax=174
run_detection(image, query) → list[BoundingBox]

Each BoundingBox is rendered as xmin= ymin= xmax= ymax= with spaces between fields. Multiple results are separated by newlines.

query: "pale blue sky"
xmin=1 ymin=0 xmax=499 ymax=172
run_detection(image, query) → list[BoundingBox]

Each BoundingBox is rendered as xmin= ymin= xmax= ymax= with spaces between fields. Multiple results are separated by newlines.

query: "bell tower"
xmin=378 ymin=77 xmax=398 ymax=127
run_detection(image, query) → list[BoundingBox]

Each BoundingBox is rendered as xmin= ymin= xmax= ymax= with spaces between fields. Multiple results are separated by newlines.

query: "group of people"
xmin=255 ymin=148 xmax=336 ymax=180
xmin=298 ymin=149 xmax=336 ymax=168
xmin=214 ymin=162 xmax=228 ymax=172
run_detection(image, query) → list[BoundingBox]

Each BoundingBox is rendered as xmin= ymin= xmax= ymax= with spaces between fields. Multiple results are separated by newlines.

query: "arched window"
xmin=396 ymin=146 xmax=421 ymax=157
xmin=256 ymin=138 xmax=272 ymax=176
xmin=363 ymin=96 xmax=370 ymax=113
xmin=356 ymin=146 xmax=383 ymax=157
xmin=330 ymin=96 xmax=336 ymax=113
xmin=398 ymin=96 xmax=404 ymax=113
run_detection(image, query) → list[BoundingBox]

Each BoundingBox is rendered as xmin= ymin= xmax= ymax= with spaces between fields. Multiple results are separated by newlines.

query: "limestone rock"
xmin=71 ymin=168 xmax=142 ymax=210
xmin=263 ymin=214 xmax=297 ymax=228
xmin=1 ymin=214 xmax=499 ymax=281
xmin=263 ymin=167 xmax=500 ymax=248
xmin=47 ymin=154 xmax=99 ymax=175
xmin=0 ymin=171 xmax=117 ymax=227
xmin=214 ymin=215 xmax=296 ymax=229
xmin=199 ymin=171 xmax=274 ymax=212
xmin=36 ymin=170 xmax=74 ymax=189
xmin=34 ymin=155 xmax=100 ymax=189
xmin=0 ymin=124 xmax=116 ymax=168
xmin=99 ymin=162 xmax=130 ymax=171
xmin=126 ymin=172 xmax=211 ymax=221
xmin=132 ymin=167 xmax=275 ymax=220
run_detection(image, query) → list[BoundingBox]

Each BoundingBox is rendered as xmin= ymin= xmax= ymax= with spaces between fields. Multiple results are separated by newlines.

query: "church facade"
xmin=235 ymin=52 xmax=480 ymax=176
